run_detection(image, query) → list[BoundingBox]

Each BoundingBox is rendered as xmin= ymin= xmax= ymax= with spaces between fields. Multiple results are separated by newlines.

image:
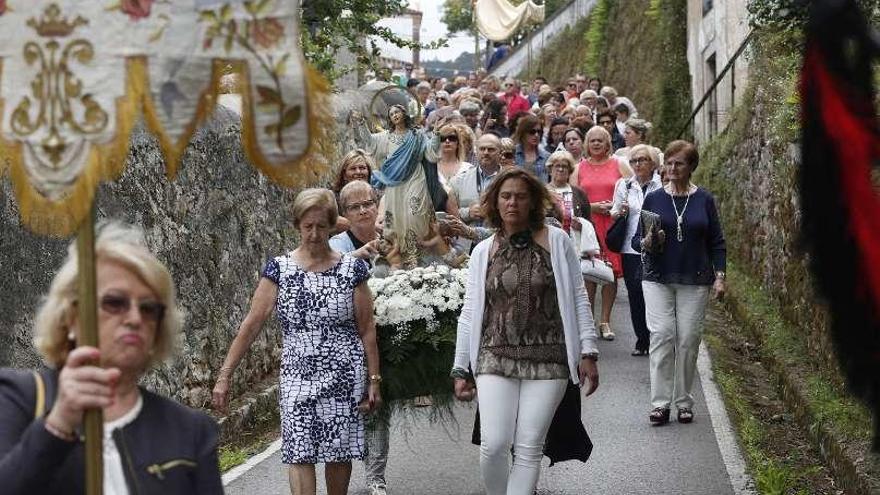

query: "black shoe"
xmin=649 ymin=407 xmax=670 ymax=425
xmin=678 ymin=408 xmax=694 ymax=424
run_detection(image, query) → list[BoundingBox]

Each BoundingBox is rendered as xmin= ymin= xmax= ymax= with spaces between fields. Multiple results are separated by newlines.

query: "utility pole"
xmin=472 ymin=0 xmax=480 ymax=70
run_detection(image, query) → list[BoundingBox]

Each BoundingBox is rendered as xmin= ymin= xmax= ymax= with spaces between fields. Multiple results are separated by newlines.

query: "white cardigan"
xmin=453 ymin=226 xmax=599 ymax=384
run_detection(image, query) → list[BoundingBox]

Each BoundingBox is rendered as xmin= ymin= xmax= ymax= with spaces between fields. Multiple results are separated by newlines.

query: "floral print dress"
xmin=262 ymin=253 xmax=370 ymax=464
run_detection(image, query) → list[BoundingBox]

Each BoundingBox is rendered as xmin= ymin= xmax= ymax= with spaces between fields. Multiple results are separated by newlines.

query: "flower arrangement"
xmin=368 ymin=264 xmax=468 ymax=404
xmin=369 ymin=264 xmax=468 ymax=329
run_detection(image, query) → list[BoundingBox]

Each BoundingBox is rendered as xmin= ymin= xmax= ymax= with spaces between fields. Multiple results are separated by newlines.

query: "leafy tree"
xmin=301 ymin=0 xmax=446 ymax=84
xmin=442 ymin=0 xmax=476 ymax=35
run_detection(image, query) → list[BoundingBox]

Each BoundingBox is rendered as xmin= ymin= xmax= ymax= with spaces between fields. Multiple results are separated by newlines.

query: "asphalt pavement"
xmin=225 ymin=282 xmax=740 ymax=494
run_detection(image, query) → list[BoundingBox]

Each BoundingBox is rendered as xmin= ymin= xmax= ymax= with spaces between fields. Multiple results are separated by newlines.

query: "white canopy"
xmin=474 ymin=0 xmax=545 ymax=41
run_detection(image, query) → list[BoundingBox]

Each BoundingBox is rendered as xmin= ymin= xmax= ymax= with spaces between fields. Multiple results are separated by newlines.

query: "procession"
xmin=0 ymin=1 xmax=878 ymax=494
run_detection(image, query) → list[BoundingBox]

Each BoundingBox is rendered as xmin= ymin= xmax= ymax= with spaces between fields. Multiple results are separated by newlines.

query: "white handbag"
xmin=572 ymin=217 xmax=614 ymax=284
xmin=580 ymin=257 xmax=615 ymax=285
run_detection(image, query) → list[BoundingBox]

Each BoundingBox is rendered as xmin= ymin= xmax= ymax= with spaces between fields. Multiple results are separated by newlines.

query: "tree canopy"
xmin=301 ymin=0 xmax=445 ymax=84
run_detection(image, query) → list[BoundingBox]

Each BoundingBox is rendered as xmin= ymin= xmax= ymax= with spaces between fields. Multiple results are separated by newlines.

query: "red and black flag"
xmin=800 ymin=0 xmax=880 ymax=450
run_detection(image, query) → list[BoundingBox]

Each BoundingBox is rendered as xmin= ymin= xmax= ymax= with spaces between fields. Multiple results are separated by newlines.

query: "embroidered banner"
xmin=0 ymin=1 xmax=331 ymax=235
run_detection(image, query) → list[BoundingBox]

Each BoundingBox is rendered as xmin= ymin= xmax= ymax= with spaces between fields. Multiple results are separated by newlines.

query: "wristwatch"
xmin=581 ymin=352 xmax=599 ymax=362
xmin=715 ymin=271 xmax=726 ymax=280
xmin=369 ymin=374 xmax=383 ymax=383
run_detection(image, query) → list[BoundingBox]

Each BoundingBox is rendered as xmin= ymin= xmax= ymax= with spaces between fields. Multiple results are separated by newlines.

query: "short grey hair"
xmin=458 ymin=99 xmax=481 ymax=115
xmin=338 ymin=180 xmax=376 ymax=210
xmin=625 ymin=118 xmax=652 ymax=140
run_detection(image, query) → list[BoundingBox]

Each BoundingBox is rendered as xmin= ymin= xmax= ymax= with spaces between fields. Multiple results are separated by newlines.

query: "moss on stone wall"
xmin=693 ymin=28 xmax=840 ymax=383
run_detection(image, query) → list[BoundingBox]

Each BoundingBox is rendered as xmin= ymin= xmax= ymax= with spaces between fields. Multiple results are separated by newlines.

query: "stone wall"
xmin=0 ymin=108 xmax=301 ymax=408
xmin=693 ymin=30 xmax=837 ymax=377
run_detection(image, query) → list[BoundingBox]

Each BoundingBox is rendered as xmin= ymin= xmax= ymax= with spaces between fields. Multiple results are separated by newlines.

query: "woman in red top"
xmin=570 ymin=126 xmax=633 ymax=340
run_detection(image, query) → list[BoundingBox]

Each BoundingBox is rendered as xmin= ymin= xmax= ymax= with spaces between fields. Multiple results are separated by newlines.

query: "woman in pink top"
xmin=570 ymin=126 xmax=633 ymax=340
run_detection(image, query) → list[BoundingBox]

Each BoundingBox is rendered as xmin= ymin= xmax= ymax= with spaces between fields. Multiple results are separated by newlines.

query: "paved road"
xmin=226 ymin=282 xmax=738 ymax=494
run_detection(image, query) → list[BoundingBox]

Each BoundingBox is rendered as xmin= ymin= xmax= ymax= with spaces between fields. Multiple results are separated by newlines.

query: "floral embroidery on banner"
xmin=200 ymin=0 xmax=301 ymax=151
xmin=120 ymin=0 xmax=153 ymax=19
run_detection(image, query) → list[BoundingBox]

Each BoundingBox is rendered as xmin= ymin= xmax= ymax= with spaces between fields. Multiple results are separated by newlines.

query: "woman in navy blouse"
xmin=633 ymin=140 xmax=726 ymax=426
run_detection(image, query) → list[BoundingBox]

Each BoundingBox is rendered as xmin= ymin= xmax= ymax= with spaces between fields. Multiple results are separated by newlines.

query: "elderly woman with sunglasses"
xmin=513 ymin=114 xmax=550 ymax=183
xmin=611 ymin=145 xmax=663 ymax=356
xmin=0 ymin=223 xmax=222 ymax=494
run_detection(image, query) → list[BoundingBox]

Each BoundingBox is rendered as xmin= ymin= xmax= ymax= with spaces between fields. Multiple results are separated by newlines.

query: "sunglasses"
xmin=567 ymin=83 xmax=576 ymax=87
xmin=528 ymin=128 xmax=542 ymax=135
xmin=99 ymin=293 xmax=166 ymax=324
xmin=501 ymin=151 xmax=515 ymax=159
xmin=440 ymin=134 xmax=458 ymax=143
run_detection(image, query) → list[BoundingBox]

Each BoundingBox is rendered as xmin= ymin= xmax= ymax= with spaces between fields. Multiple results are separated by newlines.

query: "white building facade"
xmin=686 ymin=0 xmax=752 ymax=143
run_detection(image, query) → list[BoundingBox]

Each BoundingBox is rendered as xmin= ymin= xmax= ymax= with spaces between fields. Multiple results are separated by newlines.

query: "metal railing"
xmin=677 ymin=29 xmax=755 ymax=140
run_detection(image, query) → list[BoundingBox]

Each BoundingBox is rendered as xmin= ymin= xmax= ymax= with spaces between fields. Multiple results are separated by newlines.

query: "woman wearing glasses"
xmin=499 ymin=138 xmax=517 ymax=169
xmin=330 ymin=181 xmax=382 ymax=262
xmin=0 ymin=223 xmax=222 ymax=493
xmin=214 ymin=189 xmax=382 ymax=495
xmin=434 ymin=123 xmax=474 ymax=188
xmin=513 ymin=114 xmax=550 ymax=183
xmin=611 ymin=145 xmax=663 ymax=356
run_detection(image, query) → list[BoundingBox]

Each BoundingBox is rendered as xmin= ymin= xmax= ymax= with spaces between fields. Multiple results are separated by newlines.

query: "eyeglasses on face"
xmin=345 ymin=199 xmax=376 ymax=212
xmin=599 ymin=119 xmax=613 ymax=125
xmin=440 ymin=134 xmax=458 ymax=143
xmin=665 ymin=159 xmax=689 ymax=168
xmin=99 ymin=293 xmax=166 ymax=324
xmin=629 ymin=156 xmax=653 ymax=166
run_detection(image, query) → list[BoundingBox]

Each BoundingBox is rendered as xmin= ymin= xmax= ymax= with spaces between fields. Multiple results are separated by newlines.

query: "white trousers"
xmin=642 ymin=282 xmax=710 ymax=410
xmin=475 ymin=374 xmax=567 ymax=495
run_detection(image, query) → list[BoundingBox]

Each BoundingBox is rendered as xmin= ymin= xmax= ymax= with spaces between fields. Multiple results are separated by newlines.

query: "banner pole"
xmin=77 ymin=207 xmax=103 ymax=495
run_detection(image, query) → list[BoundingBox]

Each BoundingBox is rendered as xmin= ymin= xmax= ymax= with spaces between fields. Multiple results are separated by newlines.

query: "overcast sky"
xmin=374 ymin=0 xmax=476 ymax=63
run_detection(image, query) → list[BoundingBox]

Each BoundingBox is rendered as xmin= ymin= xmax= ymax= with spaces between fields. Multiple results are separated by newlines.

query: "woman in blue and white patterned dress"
xmin=213 ymin=188 xmax=382 ymax=495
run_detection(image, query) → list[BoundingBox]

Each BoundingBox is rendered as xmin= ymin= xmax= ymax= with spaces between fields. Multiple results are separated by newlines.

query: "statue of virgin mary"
xmin=352 ymin=104 xmax=448 ymax=268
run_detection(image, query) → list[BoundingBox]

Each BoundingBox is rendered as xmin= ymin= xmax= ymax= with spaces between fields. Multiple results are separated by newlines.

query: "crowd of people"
xmin=0 ymin=69 xmax=726 ymax=495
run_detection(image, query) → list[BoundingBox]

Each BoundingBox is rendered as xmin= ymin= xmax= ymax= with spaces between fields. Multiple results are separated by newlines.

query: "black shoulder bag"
xmin=605 ymin=181 xmax=631 ymax=253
